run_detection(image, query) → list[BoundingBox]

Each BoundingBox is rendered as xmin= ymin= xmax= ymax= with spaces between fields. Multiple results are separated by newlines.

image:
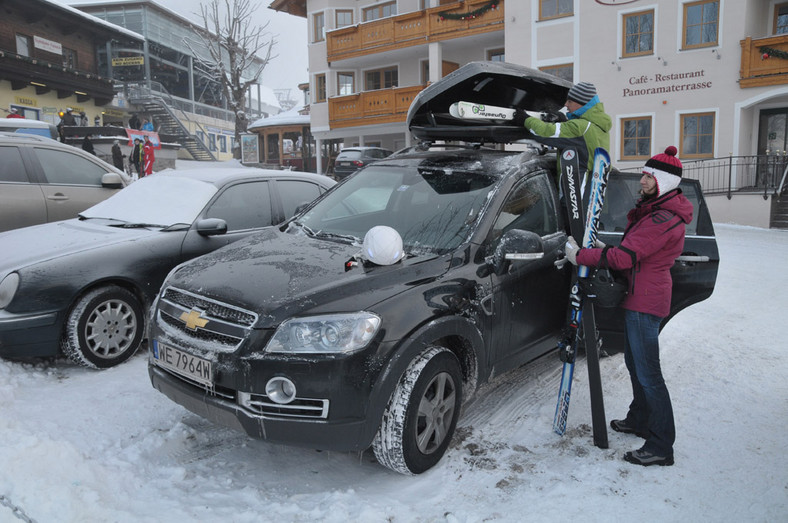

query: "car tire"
xmin=61 ymin=285 xmax=144 ymax=369
xmin=372 ymin=346 xmax=462 ymax=475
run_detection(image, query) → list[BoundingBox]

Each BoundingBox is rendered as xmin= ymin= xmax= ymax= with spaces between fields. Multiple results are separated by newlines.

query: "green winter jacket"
xmin=523 ymin=100 xmax=612 ymax=185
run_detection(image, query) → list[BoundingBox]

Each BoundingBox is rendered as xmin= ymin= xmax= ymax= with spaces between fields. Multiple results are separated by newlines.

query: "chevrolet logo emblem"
xmin=179 ymin=310 xmax=209 ymax=330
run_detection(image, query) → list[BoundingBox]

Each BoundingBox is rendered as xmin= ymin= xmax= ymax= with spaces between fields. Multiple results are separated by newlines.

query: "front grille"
xmin=238 ymin=391 xmax=329 ymax=419
xmin=156 ymin=286 xmax=258 ymax=351
xmin=163 ymin=287 xmax=256 ymax=326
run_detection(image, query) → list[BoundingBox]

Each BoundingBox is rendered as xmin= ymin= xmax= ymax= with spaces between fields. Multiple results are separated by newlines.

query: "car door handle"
xmin=46 ymin=193 xmax=69 ymax=201
xmin=676 ymin=255 xmax=710 ymax=263
xmin=554 ymin=257 xmax=569 ymax=269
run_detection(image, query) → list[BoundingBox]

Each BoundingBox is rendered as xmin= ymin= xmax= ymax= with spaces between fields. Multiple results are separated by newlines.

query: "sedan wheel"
xmin=373 ymin=346 xmax=462 ymax=474
xmin=61 ymin=285 xmax=144 ymax=369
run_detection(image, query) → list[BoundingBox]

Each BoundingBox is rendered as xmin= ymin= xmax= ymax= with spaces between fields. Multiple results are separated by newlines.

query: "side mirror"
xmin=196 ymin=218 xmax=228 ymax=236
xmin=482 ymin=229 xmax=545 ymax=276
xmin=101 ymin=172 xmax=124 ymax=189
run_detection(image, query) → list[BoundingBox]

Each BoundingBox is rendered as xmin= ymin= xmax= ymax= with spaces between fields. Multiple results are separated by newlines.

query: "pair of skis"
xmin=552 ymin=147 xmax=610 ymax=449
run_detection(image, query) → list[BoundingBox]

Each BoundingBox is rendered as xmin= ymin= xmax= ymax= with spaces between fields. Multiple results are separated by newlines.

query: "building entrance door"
xmin=757 ymin=108 xmax=788 ymax=188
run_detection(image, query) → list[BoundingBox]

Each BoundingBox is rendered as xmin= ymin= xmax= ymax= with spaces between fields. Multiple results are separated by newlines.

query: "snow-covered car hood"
xmin=165 ymin=228 xmax=449 ymax=328
xmin=0 ymin=219 xmax=155 ymax=273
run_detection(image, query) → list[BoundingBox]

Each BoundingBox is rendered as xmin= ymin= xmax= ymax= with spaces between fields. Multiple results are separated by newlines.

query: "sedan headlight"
xmin=265 ymin=312 xmax=381 ymax=354
xmin=0 ymin=272 xmax=20 ymax=309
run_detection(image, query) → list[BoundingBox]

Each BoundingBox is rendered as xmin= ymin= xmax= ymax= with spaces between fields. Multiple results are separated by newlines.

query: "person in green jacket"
xmin=523 ymin=81 xmax=612 ymax=195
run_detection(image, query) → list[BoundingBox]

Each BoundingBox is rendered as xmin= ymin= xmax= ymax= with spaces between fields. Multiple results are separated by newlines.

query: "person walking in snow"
xmin=143 ymin=135 xmax=155 ymax=176
xmin=521 ymin=81 xmax=611 ymax=194
xmin=564 ymin=146 xmax=691 ymax=467
xmin=130 ymin=138 xmax=143 ymax=179
xmin=111 ymin=139 xmax=124 ymax=170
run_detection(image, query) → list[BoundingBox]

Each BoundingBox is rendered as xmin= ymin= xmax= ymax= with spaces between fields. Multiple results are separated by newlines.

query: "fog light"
xmin=265 ymin=377 xmax=296 ymax=404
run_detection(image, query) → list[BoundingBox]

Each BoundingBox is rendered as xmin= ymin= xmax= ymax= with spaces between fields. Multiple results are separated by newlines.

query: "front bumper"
xmin=0 ymin=309 xmax=60 ymax=358
xmin=148 ymin=363 xmax=372 ymax=451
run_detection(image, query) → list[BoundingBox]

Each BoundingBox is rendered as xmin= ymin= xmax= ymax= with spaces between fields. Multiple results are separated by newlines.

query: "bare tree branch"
xmin=185 ymin=0 xmax=278 ymax=158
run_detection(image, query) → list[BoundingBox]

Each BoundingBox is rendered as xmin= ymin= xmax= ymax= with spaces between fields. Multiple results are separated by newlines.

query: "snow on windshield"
xmin=81 ymin=175 xmax=218 ymax=226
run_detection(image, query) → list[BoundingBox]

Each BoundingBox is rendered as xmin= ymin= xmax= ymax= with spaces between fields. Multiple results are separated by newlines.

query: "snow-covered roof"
xmin=49 ymin=0 xmax=145 ymax=40
xmin=248 ymin=104 xmax=309 ymax=129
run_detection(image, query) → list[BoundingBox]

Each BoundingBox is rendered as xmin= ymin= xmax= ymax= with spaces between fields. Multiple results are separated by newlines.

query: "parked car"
xmin=0 ymin=118 xmax=59 ymax=140
xmin=0 ymin=132 xmax=130 ymax=232
xmin=0 ymin=168 xmax=334 ymax=369
xmin=147 ymin=62 xmax=719 ymax=474
xmin=333 ymin=146 xmax=393 ymax=180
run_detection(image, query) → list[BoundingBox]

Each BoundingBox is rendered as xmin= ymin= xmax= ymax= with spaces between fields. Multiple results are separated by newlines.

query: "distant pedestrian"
xmin=141 ymin=118 xmax=154 ymax=132
xmin=94 ymin=115 xmax=102 ymax=126
xmin=6 ymin=108 xmax=24 ymax=119
xmin=130 ymin=138 xmax=143 ymax=179
xmin=143 ymin=136 xmax=155 ymax=175
xmin=79 ymin=111 xmax=89 ymax=126
xmin=111 ymin=139 xmax=124 ymax=170
xmin=81 ymin=134 xmax=96 ymax=156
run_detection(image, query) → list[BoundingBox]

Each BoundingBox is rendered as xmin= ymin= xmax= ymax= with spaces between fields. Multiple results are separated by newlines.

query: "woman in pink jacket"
xmin=565 ymin=146 xmax=692 ymax=467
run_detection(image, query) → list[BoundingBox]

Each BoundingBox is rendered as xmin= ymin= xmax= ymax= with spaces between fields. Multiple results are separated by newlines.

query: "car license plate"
xmin=152 ymin=340 xmax=212 ymax=387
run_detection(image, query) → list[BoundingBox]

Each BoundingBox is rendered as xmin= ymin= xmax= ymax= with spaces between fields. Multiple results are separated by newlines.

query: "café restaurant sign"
xmin=622 ymin=69 xmax=712 ymax=97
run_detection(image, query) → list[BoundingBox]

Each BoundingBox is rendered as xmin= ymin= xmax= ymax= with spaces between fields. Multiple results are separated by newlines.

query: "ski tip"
xmin=449 ymin=102 xmax=460 ymax=118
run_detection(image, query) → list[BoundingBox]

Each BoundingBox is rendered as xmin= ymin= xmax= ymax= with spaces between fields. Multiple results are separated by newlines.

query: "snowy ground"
xmin=0 ymin=221 xmax=786 ymax=521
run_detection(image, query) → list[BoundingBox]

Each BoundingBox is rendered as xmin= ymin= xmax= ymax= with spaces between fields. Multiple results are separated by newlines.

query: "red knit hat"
xmin=643 ymin=146 xmax=682 ymax=196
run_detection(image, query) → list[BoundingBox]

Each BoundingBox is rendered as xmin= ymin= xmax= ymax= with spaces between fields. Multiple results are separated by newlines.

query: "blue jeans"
xmin=623 ymin=310 xmax=675 ymax=457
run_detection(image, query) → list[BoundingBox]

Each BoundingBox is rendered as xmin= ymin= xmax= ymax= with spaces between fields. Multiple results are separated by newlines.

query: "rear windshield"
xmin=336 ymin=150 xmax=362 ymax=160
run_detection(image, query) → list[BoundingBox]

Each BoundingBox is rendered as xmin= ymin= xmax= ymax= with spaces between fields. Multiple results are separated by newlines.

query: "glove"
xmin=594 ymin=239 xmax=606 ymax=249
xmin=565 ymin=237 xmax=580 ymax=266
xmin=525 ymin=110 xmax=567 ymax=123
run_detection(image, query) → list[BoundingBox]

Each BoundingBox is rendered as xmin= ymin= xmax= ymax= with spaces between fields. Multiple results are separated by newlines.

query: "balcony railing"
xmin=740 ymin=35 xmax=788 ymax=87
xmin=327 ymin=0 xmax=504 ymax=62
xmin=621 ymin=154 xmax=788 ymax=200
xmin=328 ymin=85 xmax=426 ymax=129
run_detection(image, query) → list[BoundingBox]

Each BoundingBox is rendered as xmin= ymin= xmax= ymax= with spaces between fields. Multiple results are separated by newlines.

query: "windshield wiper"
xmin=291 ymin=220 xmax=316 ymax=237
xmin=314 ymin=231 xmax=361 ymax=244
xmin=110 ymin=223 xmax=168 ymax=229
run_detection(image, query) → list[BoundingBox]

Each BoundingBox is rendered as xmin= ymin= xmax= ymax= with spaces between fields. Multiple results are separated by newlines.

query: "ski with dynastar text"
xmin=553 ymin=147 xmax=611 ymax=446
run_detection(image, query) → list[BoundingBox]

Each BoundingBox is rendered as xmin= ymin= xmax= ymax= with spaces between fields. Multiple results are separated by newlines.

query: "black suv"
xmin=332 ymin=146 xmax=393 ymax=180
xmin=148 ymin=62 xmax=719 ymax=475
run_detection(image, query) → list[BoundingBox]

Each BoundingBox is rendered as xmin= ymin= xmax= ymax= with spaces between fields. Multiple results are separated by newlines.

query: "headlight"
xmin=265 ymin=312 xmax=381 ymax=354
xmin=0 ymin=272 xmax=20 ymax=309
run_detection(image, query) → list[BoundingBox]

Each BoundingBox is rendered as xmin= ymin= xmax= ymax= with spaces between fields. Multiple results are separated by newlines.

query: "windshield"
xmin=297 ymin=163 xmax=499 ymax=255
xmin=81 ymin=175 xmax=217 ymax=226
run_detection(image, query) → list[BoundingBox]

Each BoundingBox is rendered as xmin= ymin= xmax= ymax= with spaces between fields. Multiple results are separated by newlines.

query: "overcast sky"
xmin=67 ymin=0 xmax=309 ymax=106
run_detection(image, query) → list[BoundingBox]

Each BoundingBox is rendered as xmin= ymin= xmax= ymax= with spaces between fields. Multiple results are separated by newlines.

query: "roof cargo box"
xmin=408 ymin=61 xmax=572 ymax=144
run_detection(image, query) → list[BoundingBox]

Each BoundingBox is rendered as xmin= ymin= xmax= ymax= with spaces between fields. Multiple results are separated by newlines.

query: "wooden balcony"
xmin=329 ymin=85 xmax=426 ymax=129
xmin=740 ymin=35 xmax=788 ymax=88
xmin=327 ymin=0 xmax=504 ymax=62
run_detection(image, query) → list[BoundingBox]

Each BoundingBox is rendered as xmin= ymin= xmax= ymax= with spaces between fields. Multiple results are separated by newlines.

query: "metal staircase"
xmin=126 ymin=84 xmax=216 ymax=162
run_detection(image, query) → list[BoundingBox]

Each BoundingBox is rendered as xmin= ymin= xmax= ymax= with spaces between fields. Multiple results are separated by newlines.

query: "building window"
xmin=681 ymin=112 xmax=715 ymax=158
xmin=62 ymin=48 xmax=78 ymax=69
xmin=313 ymin=12 xmax=325 ymax=42
xmin=487 ymin=48 xmax=505 ymax=62
xmin=363 ymin=2 xmax=396 ymax=22
xmin=539 ymin=64 xmax=574 ymax=84
xmin=621 ymin=117 xmax=652 ymax=160
xmin=16 ymin=34 xmax=32 ymax=57
xmin=623 ymin=10 xmax=654 ymax=57
xmin=365 ymin=67 xmax=398 ymax=91
xmin=219 ymin=135 xmax=227 ymax=153
xmin=337 ymin=72 xmax=354 ymax=96
xmin=336 ymin=9 xmax=353 ymax=28
xmin=775 ymin=3 xmax=788 ymax=34
xmin=683 ymin=0 xmax=719 ymax=49
xmin=208 ymin=134 xmax=217 ymax=152
xmin=315 ymin=74 xmax=326 ymax=102
xmin=539 ymin=0 xmax=573 ymax=21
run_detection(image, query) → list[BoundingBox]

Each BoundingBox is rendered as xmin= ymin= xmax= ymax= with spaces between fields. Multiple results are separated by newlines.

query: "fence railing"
xmin=621 ymin=154 xmax=788 ymax=200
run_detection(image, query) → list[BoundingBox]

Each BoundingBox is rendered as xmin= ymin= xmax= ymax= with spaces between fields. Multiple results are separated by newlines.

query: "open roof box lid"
xmin=408 ymin=61 xmax=572 ymax=144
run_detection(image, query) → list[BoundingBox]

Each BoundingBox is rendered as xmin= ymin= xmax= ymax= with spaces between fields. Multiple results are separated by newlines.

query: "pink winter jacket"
xmin=575 ymin=189 xmax=693 ymax=318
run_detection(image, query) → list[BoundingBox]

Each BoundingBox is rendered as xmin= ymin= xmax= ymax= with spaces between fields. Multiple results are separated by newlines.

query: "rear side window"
xmin=491 ymin=175 xmax=558 ymax=239
xmin=205 ymin=181 xmax=273 ymax=231
xmin=277 ymin=180 xmax=323 ymax=218
xmin=0 ymin=146 xmax=28 ymax=183
xmin=34 ymin=147 xmax=109 ymax=185
xmin=601 ymin=173 xmax=701 ymax=235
